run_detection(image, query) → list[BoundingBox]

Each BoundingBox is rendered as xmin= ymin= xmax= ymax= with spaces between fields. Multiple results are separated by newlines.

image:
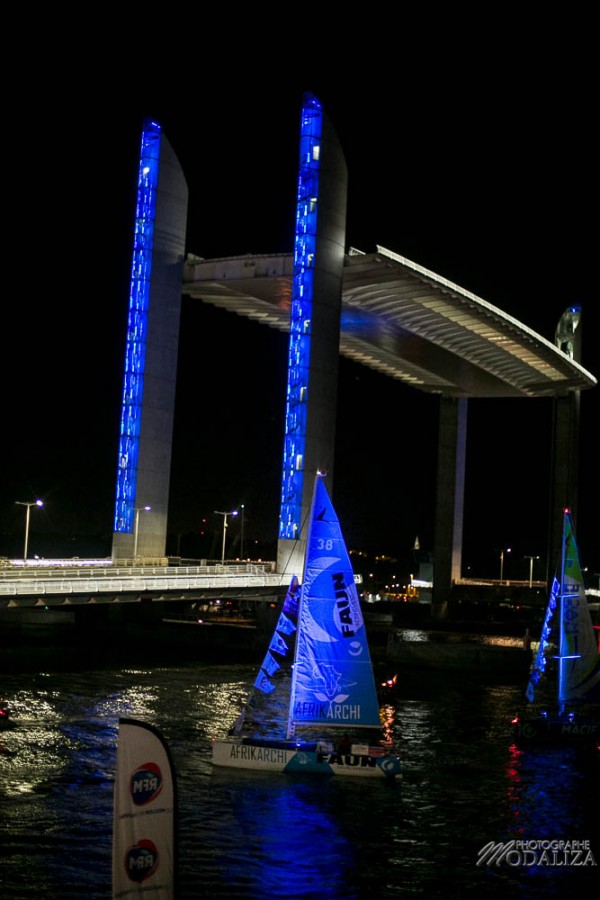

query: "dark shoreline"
xmin=1 ymin=618 xmax=533 ymax=679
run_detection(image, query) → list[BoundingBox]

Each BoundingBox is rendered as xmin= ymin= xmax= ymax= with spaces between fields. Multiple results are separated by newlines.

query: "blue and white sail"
xmin=254 ymin=575 xmax=299 ymax=695
xmin=229 ymin=577 xmax=300 ymax=735
xmin=113 ymin=718 xmax=177 ymax=899
xmin=525 ymin=577 xmax=559 ymax=702
xmin=287 ymin=473 xmax=381 ymax=735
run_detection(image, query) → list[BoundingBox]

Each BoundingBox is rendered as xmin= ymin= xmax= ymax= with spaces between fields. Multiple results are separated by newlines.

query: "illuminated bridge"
xmin=106 ymin=105 xmax=596 ymax=619
xmin=182 ymin=244 xmax=597 ymax=606
xmin=183 ymin=245 xmax=594 ymax=401
xmin=0 ymin=562 xmax=289 ymax=610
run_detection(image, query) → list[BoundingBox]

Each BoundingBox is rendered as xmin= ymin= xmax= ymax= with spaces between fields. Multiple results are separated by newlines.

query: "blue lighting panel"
xmin=279 ymin=94 xmax=322 ymax=540
xmin=113 ymin=119 xmax=161 ymax=534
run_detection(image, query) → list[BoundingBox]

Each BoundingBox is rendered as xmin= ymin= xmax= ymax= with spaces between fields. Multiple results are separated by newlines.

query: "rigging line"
xmin=280 ymin=497 xmax=312 ymax=576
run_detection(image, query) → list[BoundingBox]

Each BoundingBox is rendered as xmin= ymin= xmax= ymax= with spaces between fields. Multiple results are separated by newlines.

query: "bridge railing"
xmin=0 ymin=561 xmax=277 ymax=579
xmin=0 ymin=566 xmax=288 ymax=601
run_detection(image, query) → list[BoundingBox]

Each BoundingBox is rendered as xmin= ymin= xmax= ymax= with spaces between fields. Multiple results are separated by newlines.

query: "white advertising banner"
xmin=112 ymin=718 xmax=177 ymax=898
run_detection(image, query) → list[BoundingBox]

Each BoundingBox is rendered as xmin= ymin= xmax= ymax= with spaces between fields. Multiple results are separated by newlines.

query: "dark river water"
xmin=1 ymin=647 xmax=598 ymax=899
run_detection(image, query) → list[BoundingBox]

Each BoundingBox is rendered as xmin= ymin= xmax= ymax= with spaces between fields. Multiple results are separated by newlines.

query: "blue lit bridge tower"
xmin=111 ymin=119 xmax=188 ymax=562
xmin=277 ymin=93 xmax=348 ymax=577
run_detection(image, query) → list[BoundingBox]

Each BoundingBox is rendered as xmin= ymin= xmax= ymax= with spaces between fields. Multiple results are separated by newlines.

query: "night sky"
xmin=3 ymin=33 xmax=598 ymax=584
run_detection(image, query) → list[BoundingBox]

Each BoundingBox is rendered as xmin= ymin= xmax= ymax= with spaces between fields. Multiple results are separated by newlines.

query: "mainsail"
xmin=525 ymin=510 xmax=600 ymax=708
xmin=558 ymin=512 xmax=600 ymax=707
xmin=288 ymin=474 xmax=381 ymax=735
xmin=113 ymin=718 xmax=177 ymax=899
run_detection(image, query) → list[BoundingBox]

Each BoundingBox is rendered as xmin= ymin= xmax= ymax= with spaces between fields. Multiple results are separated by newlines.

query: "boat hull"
xmin=212 ymin=740 xmax=402 ymax=778
xmin=513 ymin=713 xmax=600 ymax=746
xmin=0 ymin=701 xmax=13 ymax=730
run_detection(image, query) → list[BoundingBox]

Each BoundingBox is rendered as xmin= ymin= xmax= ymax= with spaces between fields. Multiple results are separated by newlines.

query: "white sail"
xmin=113 ymin=718 xmax=177 ymax=899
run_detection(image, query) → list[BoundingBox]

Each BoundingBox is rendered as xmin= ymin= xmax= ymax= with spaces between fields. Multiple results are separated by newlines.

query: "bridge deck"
xmin=0 ymin=562 xmax=289 ymax=608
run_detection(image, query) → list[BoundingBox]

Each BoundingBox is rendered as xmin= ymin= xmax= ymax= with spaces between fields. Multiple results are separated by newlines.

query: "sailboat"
xmin=212 ymin=472 xmax=403 ymax=778
xmin=513 ymin=508 xmax=600 ymax=745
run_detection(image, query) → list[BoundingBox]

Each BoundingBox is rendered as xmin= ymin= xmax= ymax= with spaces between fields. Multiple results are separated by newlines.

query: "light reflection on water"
xmin=394 ymin=629 xmax=525 ymax=647
xmin=0 ymin=661 xmax=598 ymax=899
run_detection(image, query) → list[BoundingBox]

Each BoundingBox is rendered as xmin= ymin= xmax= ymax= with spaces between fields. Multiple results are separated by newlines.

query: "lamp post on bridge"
xmin=15 ymin=499 xmax=44 ymax=565
xmin=524 ymin=555 xmax=540 ymax=588
xmin=240 ymin=504 xmax=245 ymax=559
xmin=499 ymin=547 xmax=511 ymax=583
xmin=133 ymin=506 xmax=151 ymax=559
xmin=215 ymin=509 xmax=238 ymax=565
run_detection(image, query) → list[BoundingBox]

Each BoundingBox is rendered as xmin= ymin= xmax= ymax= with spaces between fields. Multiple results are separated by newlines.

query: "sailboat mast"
xmin=285 ymin=473 xmax=320 ymax=740
xmin=557 ymin=511 xmax=568 ymax=715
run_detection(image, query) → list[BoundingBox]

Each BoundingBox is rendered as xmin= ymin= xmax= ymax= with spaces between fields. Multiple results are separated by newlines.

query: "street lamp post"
xmin=240 ymin=504 xmax=245 ymax=560
xmin=15 ymin=499 xmax=44 ymax=564
xmin=133 ymin=506 xmax=151 ymax=559
xmin=215 ymin=509 xmax=238 ymax=565
xmin=525 ymin=555 xmax=540 ymax=588
xmin=499 ymin=547 xmax=511 ymax=583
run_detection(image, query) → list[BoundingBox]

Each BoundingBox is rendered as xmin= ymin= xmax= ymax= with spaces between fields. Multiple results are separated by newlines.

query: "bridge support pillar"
xmin=432 ymin=396 xmax=467 ymax=619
